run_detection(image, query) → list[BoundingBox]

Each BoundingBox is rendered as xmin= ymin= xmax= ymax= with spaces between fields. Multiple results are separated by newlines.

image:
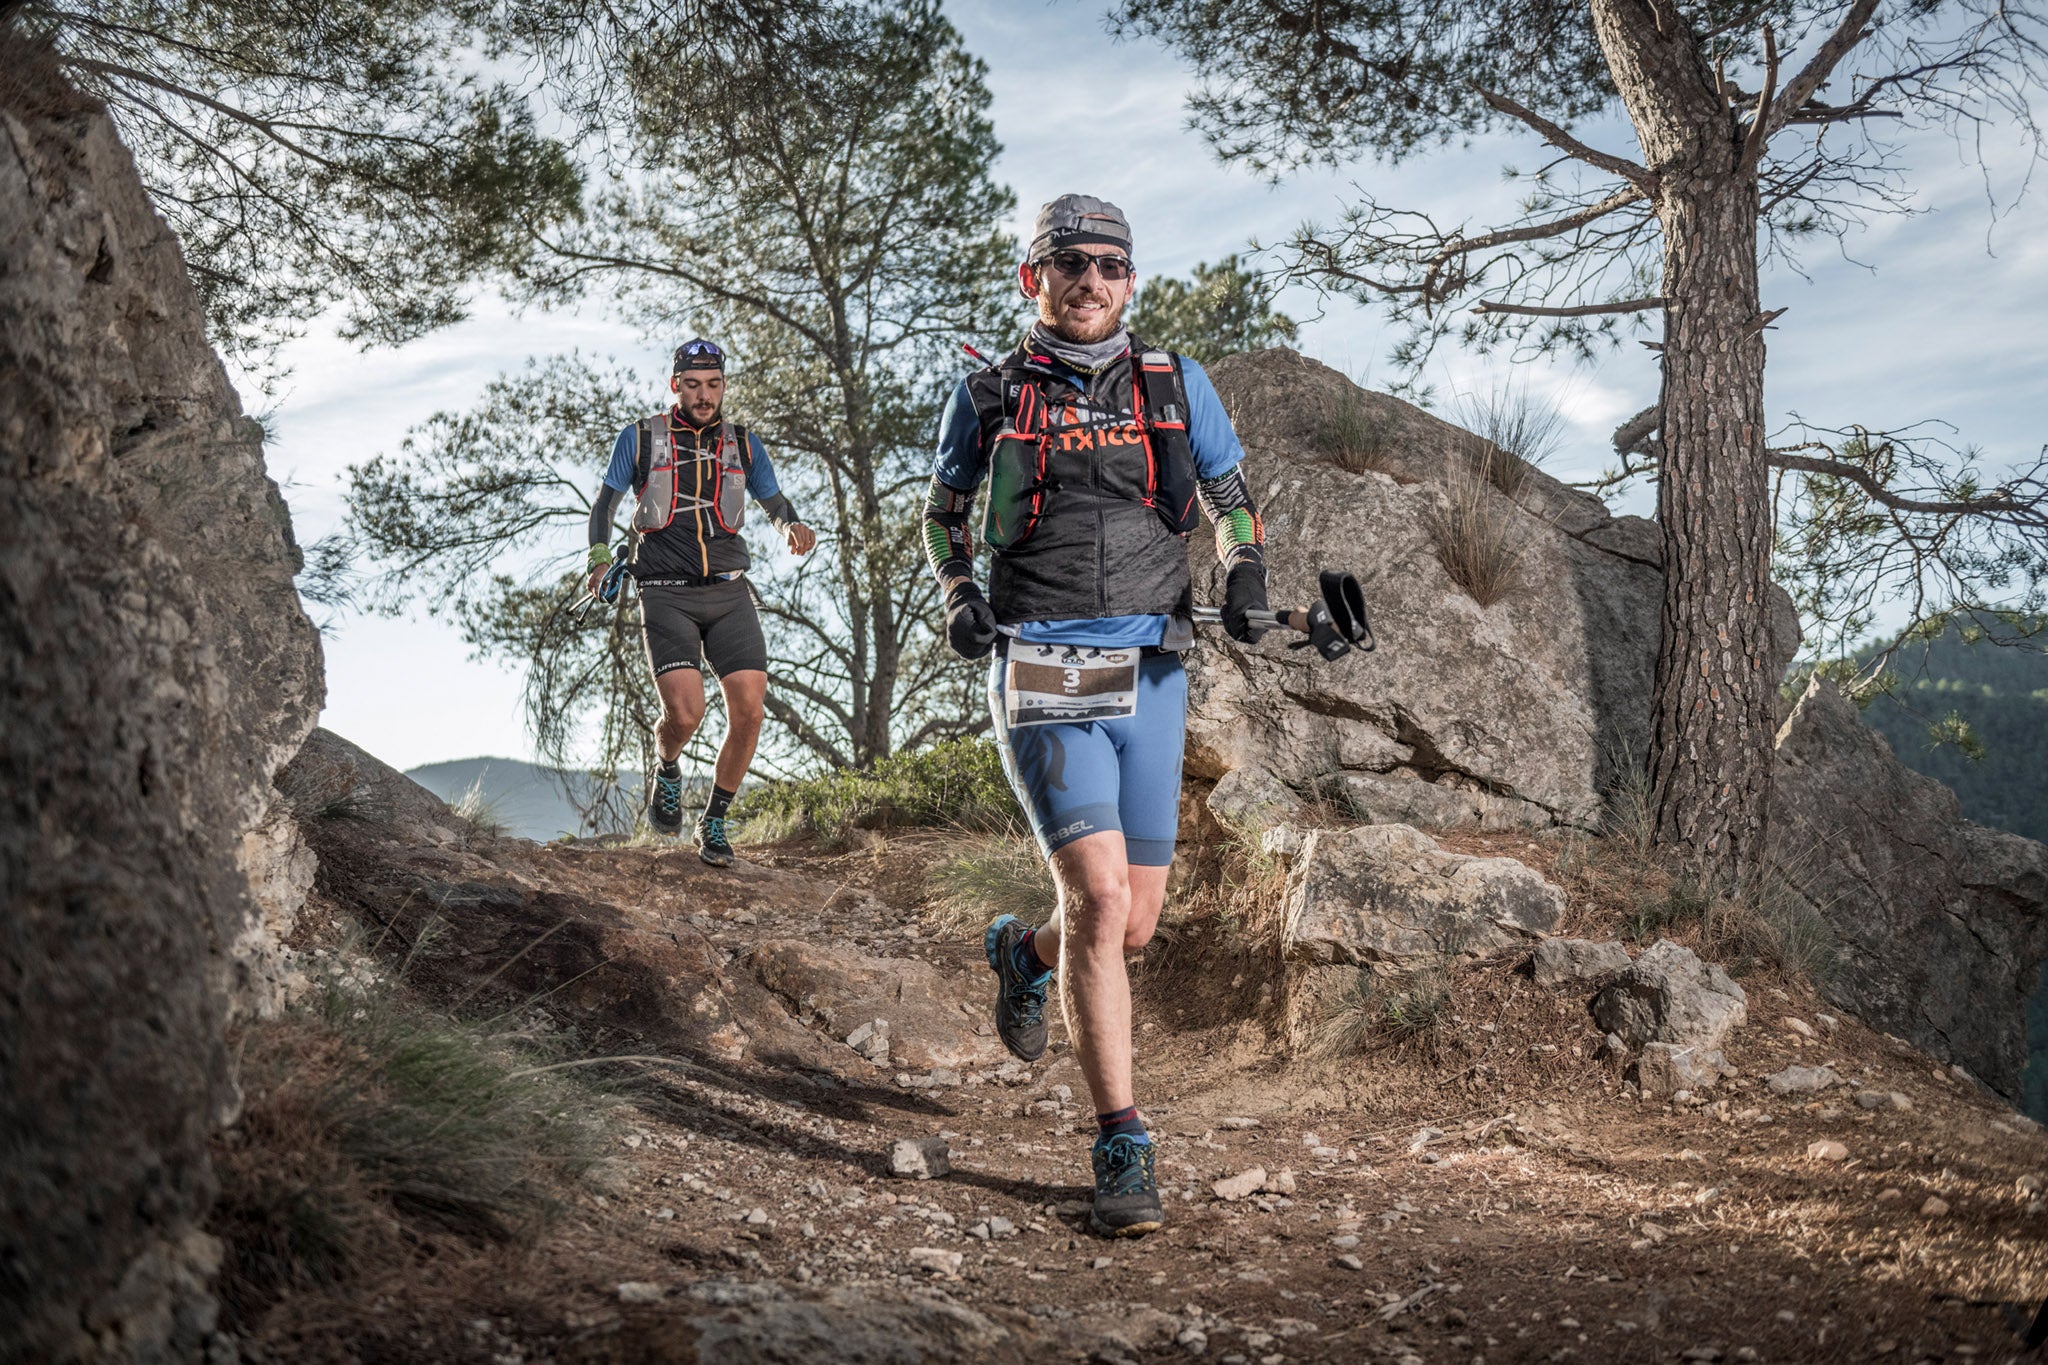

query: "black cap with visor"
xmin=673 ymin=338 xmax=726 ymax=374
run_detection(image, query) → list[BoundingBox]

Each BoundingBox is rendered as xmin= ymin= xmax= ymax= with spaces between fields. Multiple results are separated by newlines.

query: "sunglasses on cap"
xmin=673 ymin=338 xmax=725 ymax=371
xmin=1038 ymin=248 xmax=1135 ymax=282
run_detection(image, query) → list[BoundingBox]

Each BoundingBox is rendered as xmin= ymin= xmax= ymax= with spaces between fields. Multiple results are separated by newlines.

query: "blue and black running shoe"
xmin=1089 ymin=1132 xmax=1164 ymax=1238
xmin=984 ymin=914 xmax=1050 ymax=1062
xmin=648 ymin=771 xmax=684 ymax=836
xmin=695 ymin=814 xmax=735 ymax=868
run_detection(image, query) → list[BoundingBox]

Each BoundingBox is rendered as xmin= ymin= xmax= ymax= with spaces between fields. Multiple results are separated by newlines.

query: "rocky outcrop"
xmin=748 ymin=941 xmax=1007 ymax=1072
xmin=1771 ymin=679 xmax=2048 ymax=1099
xmin=1187 ymin=349 xmax=1800 ymax=831
xmin=281 ymin=726 xmax=477 ymax=849
xmin=0 ymin=55 xmax=321 ymax=1364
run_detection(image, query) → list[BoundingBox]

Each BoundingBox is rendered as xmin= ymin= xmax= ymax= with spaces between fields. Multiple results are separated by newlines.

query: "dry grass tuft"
xmin=209 ymin=957 xmax=611 ymax=1329
xmin=1426 ymin=446 xmax=1538 ymax=606
xmin=451 ymin=776 xmax=509 ymax=841
xmin=1315 ymin=965 xmax=1455 ymax=1060
xmin=1480 ymin=759 xmax=1841 ymax=992
xmin=1424 ymin=384 xmax=1568 ymax=605
xmin=922 ymin=834 xmax=1056 ymax=940
xmin=1321 ymin=387 xmax=1398 ymax=475
xmin=1454 ymin=383 xmax=1566 ymax=498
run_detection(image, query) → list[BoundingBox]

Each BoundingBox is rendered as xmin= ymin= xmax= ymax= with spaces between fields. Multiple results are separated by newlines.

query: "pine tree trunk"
xmin=1592 ymin=0 xmax=1776 ymax=887
xmin=1649 ymin=180 xmax=1773 ymax=886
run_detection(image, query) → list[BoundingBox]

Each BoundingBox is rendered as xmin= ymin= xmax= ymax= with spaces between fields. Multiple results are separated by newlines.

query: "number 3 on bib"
xmin=1004 ymin=645 xmax=1140 ymax=728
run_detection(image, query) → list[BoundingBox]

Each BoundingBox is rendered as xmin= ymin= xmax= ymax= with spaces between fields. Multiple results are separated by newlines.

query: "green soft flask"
xmin=983 ymin=380 xmax=1049 ymax=551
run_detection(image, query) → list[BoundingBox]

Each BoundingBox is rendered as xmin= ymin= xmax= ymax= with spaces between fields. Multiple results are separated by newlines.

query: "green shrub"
xmin=734 ymin=737 xmax=1022 ymax=844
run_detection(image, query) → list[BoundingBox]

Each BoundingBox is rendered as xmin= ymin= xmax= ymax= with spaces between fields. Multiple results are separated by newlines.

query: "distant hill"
xmin=1855 ymin=623 xmax=2048 ymax=843
xmin=404 ymin=756 xmax=702 ymax=841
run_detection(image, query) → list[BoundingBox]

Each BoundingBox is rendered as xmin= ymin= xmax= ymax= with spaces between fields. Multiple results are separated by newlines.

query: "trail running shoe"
xmin=984 ymin=914 xmax=1050 ymax=1061
xmin=648 ymin=771 xmax=684 ymax=835
xmin=1089 ymin=1133 xmax=1164 ymax=1238
xmin=695 ymin=814 xmax=736 ymax=868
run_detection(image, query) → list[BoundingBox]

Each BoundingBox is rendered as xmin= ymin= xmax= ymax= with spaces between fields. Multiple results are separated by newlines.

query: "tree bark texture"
xmin=1593 ymin=0 xmax=1776 ymax=886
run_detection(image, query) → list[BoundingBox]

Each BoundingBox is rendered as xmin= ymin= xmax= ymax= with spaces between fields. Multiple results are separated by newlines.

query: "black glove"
xmin=1223 ymin=563 xmax=1269 ymax=644
xmin=945 ymin=582 xmax=1000 ymax=660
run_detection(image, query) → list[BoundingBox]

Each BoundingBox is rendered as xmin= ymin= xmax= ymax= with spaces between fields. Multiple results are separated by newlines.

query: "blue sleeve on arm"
xmin=1181 ymin=359 xmax=1247 ymax=479
xmin=934 ymin=380 xmax=987 ymax=489
xmin=744 ymin=432 xmax=780 ymax=498
xmin=602 ymin=425 xmax=638 ymax=493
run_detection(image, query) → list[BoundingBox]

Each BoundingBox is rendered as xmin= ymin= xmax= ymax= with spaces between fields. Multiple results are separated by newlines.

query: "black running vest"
xmin=630 ymin=412 xmax=755 ymax=578
xmin=963 ymin=340 xmax=1200 ymax=626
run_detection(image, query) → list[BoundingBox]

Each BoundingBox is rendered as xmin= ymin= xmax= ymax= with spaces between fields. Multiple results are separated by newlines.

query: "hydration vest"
xmin=964 ymin=338 xmax=1201 ymax=626
xmin=631 ymin=413 xmax=750 ymax=537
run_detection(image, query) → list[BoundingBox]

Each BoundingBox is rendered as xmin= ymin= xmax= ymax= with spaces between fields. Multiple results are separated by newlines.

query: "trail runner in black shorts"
xmin=585 ymin=339 xmax=816 ymax=864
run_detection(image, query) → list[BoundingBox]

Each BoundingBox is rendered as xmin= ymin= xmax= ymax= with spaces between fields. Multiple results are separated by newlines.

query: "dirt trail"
xmin=247 ymin=813 xmax=2048 ymax=1364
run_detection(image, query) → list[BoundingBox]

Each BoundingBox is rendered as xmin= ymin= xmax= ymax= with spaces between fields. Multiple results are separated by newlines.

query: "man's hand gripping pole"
xmin=1193 ymin=570 xmax=1375 ymax=662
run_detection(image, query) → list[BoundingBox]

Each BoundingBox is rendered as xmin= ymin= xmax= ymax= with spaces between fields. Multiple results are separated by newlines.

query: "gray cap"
xmin=1029 ymin=194 xmax=1132 ymax=261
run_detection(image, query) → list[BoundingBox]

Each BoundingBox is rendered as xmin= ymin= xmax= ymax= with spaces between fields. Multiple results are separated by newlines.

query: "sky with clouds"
xmin=245 ymin=0 xmax=2048 ymax=772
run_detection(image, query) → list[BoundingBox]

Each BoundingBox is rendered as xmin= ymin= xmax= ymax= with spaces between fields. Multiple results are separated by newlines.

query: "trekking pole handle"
xmin=1192 ymin=570 xmax=1375 ymax=662
xmin=1190 ymin=606 xmax=1296 ymax=632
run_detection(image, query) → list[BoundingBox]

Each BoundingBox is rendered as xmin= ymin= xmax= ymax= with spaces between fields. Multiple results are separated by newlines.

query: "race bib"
xmin=1003 ymin=644 xmax=1140 ymax=728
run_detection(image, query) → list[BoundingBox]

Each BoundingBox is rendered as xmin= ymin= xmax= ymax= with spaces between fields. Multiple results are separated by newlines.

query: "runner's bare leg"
xmin=654 ymin=669 xmax=707 ymax=762
xmin=1030 ymin=831 xmax=1170 ymax=1114
xmin=714 ymin=669 xmax=767 ymax=791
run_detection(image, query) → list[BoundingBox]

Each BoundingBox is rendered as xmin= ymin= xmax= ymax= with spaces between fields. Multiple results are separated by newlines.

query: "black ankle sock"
xmin=657 ymin=756 xmax=681 ymax=778
xmin=1097 ymin=1106 xmax=1147 ymax=1140
xmin=703 ymin=784 xmax=736 ymax=820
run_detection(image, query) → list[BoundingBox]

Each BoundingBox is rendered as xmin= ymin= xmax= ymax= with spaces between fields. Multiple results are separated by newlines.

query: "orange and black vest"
xmin=963 ymin=338 xmax=1200 ymax=625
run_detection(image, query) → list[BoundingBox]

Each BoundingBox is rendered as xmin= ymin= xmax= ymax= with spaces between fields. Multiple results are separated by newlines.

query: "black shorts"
xmin=639 ymin=577 xmax=768 ymax=678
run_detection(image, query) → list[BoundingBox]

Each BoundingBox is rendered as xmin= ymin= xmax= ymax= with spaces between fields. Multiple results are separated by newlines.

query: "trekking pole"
xmin=568 ymin=545 xmax=634 ymax=628
xmin=1192 ymin=569 xmax=1376 ymax=662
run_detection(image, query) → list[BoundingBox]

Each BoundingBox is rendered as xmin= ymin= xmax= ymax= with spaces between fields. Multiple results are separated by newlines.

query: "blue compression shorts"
xmin=988 ymin=649 xmax=1188 ymax=867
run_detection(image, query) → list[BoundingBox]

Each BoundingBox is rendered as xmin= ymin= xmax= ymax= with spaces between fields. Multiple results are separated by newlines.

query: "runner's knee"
xmin=663 ymin=693 xmax=706 ymax=731
xmin=724 ymin=697 xmax=763 ymax=735
xmin=1062 ymin=874 xmax=1131 ymax=942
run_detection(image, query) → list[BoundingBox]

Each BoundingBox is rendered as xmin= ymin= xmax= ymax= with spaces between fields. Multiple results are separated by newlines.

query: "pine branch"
xmin=1470 ymin=82 xmax=1657 ymax=193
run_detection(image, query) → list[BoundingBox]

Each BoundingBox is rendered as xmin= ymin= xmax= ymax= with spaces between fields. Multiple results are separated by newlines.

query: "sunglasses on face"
xmin=1040 ymin=249 xmax=1135 ymax=282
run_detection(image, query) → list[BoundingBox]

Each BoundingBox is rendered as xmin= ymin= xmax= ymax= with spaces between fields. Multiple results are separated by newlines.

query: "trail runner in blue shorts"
xmin=923 ymin=195 xmax=1272 ymax=1238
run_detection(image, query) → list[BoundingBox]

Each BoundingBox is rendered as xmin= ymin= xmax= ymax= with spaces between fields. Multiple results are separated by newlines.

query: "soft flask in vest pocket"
xmin=982 ymin=381 xmax=1051 ymax=551
xmin=632 ymin=421 xmax=679 ymax=532
xmin=1137 ymin=351 xmax=1201 ymax=536
xmin=711 ymin=429 xmax=747 ymax=533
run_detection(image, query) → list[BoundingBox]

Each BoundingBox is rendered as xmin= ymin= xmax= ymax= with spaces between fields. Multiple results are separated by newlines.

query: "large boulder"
xmin=0 ymin=56 xmax=321 ymax=1363
xmin=1771 ymin=678 xmax=2048 ymax=1100
xmin=1186 ymin=350 xmax=1801 ymax=831
xmin=1592 ymin=939 xmax=1749 ymax=1050
xmin=1281 ymin=824 xmax=1566 ymax=969
xmin=1276 ymin=822 xmax=1565 ymax=1046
